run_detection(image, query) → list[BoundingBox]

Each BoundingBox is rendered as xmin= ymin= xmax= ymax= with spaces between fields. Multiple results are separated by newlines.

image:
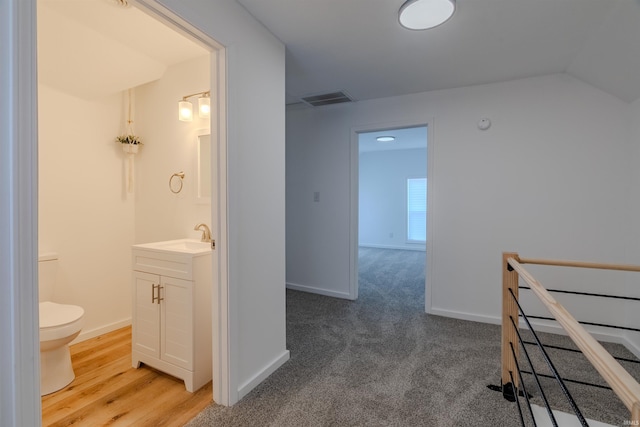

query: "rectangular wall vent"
xmin=300 ymin=91 xmax=354 ymax=107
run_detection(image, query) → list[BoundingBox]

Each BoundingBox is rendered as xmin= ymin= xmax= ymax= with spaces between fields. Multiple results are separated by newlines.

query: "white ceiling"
xmin=359 ymin=126 xmax=427 ymax=153
xmin=38 ymin=0 xmax=208 ymax=99
xmin=237 ymin=0 xmax=640 ymax=105
xmin=38 ymin=0 xmax=640 ymax=106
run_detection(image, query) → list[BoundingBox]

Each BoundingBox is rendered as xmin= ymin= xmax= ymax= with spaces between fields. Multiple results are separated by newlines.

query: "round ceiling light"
xmin=399 ymin=0 xmax=456 ymax=30
xmin=376 ymin=136 xmax=396 ymax=142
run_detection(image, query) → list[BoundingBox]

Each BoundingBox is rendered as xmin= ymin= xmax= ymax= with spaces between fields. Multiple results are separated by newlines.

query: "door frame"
xmin=349 ymin=119 xmax=435 ymax=312
xmin=131 ymin=0 xmax=232 ymax=406
xmin=0 ymin=2 xmax=232 ymax=424
xmin=1 ymin=0 xmax=41 ymax=424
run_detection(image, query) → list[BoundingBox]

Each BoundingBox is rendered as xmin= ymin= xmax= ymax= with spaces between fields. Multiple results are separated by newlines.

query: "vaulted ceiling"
xmin=39 ymin=0 xmax=640 ymax=107
xmin=236 ymin=0 xmax=640 ymax=105
xmin=38 ymin=0 xmax=208 ymax=99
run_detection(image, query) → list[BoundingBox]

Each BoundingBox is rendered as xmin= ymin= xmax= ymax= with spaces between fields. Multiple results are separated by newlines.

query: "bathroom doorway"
xmin=36 ymin=0 xmax=229 ymax=411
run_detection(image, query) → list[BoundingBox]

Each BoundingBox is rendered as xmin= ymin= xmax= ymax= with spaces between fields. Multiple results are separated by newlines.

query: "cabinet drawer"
xmin=132 ymin=249 xmax=193 ymax=280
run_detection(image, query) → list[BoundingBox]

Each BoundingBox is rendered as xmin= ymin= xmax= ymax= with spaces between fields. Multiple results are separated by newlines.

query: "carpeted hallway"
xmin=187 ymin=248 xmax=638 ymax=426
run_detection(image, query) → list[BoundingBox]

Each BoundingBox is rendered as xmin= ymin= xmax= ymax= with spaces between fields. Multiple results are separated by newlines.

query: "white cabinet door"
xmin=133 ymin=271 xmax=160 ymax=358
xmin=160 ymin=276 xmax=193 ymax=370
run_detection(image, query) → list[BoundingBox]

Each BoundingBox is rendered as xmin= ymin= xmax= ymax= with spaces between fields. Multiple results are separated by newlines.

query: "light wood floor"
xmin=41 ymin=326 xmax=213 ymax=426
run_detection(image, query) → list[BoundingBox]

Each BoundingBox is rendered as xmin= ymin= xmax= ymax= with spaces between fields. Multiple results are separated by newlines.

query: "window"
xmin=407 ymin=178 xmax=426 ymax=242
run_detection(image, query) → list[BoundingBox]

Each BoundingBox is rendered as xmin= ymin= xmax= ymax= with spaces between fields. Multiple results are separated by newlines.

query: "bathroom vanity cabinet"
xmin=131 ymin=241 xmax=212 ymax=392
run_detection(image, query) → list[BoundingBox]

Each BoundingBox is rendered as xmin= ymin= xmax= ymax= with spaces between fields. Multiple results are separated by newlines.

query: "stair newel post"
xmin=502 ymin=252 xmax=520 ymax=401
xmin=632 ymin=401 xmax=640 ymax=426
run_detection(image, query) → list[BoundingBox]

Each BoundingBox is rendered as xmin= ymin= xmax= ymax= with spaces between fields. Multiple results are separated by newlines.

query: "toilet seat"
xmin=39 ymin=301 xmax=84 ymax=342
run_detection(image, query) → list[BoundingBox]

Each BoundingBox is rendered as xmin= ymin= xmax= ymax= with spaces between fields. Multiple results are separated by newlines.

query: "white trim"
xmin=286 ymin=282 xmax=353 ymax=300
xmin=214 ymin=46 xmax=233 ymax=406
xmin=429 ymin=307 xmax=502 ymax=325
xmin=349 ymin=129 xmax=359 ymax=300
xmin=425 ymin=121 xmax=435 ymax=315
xmin=130 ymin=0 xmax=233 ymax=407
xmin=133 ymin=0 xmax=233 ymax=406
xmin=1 ymin=0 xmax=41 ymax=425
xmin=358 ymin=244 xmax=426 ymax=252
xmin=131 ymin=0 xmax=224 ymax=51
xmin=73 ymin=318 xmax=132 ymax=345
xmin=237 ymin=350 xmax=290 ymax=400
xmin=624 ymin=336 xmax=640 ymax=361
xmin=222 ymin=44 xmax=240 ymax=405
xmin=429 ymin=307 xmax=640 ymax=359
xmin=350 ymin=119 xmax=434 ymax=310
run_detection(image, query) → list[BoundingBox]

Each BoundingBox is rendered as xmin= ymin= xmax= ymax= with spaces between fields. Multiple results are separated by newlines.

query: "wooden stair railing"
xmin=502 ymin=252 xmax=640 ymax=425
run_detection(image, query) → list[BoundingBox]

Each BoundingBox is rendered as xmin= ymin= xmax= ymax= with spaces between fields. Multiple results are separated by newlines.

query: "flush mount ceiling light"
xmin=178 ymin=91 xmax=211 ymax=122
xmin=399 ymin=0 xmax=456 ymax=30
xmin=376 ymin=136 xmax=396 ymax=142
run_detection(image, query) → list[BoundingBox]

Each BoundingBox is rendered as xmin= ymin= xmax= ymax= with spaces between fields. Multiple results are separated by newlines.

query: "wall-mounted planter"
xmin=120 ymin=144 xmax=141 ymax=194
xmin=122 ymin=144 xmax=139 ymax=154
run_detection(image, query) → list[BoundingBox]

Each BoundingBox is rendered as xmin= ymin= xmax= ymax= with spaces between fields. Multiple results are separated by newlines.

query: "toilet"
xmin=39 ymin=252 xmax=85 ymax=396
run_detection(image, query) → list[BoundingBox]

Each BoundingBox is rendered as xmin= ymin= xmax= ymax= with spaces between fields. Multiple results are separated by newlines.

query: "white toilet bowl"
xmin=39 ymin=301 xmax=85 ymax=395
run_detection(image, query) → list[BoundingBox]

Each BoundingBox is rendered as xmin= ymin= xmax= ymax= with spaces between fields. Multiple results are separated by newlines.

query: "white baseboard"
xmin=286 ymin=282 xmax=353 ymax=300
xmin=428 ymin=307 xmax=640 ymax=359
xmin=72 ymin=317 xmax=132 ymax=345
xmin=237 ymin=350 xmax=290 ymax=400
xmin=428 ymin=307 xmax=501 ymax=325
xmin=624 ymin=336 xmax=640 ymax=360
xmin=359 ymin=243 xmax=426 ymax=252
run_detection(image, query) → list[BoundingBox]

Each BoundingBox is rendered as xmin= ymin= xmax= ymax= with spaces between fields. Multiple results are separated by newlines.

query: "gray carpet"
xmin=187 ymin=247 xmax=639 ymax=426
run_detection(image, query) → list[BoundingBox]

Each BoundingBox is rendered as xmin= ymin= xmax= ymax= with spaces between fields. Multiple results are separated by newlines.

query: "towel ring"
xmin=169 ymin=171 xmax=185 ymax=194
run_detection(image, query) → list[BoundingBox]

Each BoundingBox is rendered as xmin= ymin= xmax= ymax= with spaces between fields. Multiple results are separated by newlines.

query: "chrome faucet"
xmin=194 ymin=223 xmax=212 ymax=242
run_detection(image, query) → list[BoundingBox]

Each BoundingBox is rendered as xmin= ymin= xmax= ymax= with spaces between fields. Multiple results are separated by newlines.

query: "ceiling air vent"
xmin=300 ymin=91 xmax=354 ymax=107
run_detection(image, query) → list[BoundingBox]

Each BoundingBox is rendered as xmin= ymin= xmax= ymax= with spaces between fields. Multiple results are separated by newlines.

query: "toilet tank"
xmin=38 ymin=252 xmax=59 ymax=302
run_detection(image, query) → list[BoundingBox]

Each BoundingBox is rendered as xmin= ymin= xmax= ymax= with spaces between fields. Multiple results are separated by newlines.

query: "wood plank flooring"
xmin=41 ymin=326 xmax=213 ymax=426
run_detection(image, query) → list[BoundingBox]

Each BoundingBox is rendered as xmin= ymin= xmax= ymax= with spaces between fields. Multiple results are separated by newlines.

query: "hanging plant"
xmin=116 ymin=134 xmax=142 ymax=145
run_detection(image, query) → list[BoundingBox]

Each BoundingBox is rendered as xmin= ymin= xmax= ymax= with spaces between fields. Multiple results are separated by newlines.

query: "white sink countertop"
xmin=133 ymin=238 xmax=212 ymax=255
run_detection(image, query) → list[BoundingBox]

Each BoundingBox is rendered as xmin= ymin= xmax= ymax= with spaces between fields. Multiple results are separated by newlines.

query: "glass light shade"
xmin=178 ymin=100 xmax=193 ymax=121
xmin=376 ymin=136 xmax=395 ymax=142
xmin=198 ymin=96 xmax=211 ymax=118
xmin=399 ymin=0 xmax=455 ymax=30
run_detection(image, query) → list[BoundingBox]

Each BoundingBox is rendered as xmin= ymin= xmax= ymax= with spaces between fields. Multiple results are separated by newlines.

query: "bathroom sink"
xmin=134 ymin=238 xmax=212 ymax=255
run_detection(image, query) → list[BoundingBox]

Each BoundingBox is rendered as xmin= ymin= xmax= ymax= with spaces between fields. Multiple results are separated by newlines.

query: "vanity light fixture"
xmin=178 ymin=100 xmax=193 ymax=121
xmin=198 ymin=94 xmax=211 ymax=119
xmin=399 ymin=0 xmax=455 ymax=30
xmin=178 ymin=91 xmax=211 ymax=122
xmin=376 ymin=136 xmax=396 ymax=142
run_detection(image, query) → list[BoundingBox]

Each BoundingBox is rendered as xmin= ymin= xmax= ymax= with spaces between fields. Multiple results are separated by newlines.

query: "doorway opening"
xmin=350 ymin=123 xmax=432 ymax=311
xmin=36 ymin=0 xmax=230 ymax=417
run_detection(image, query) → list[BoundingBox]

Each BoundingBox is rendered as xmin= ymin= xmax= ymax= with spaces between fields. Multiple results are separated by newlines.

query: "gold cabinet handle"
xmin=151 ymin=283 xmax=164 ymax=305
xmin=152 ymin=283 xmax=160 ymax=304
xmin=157 ymin=286 xmax=164 ymax=304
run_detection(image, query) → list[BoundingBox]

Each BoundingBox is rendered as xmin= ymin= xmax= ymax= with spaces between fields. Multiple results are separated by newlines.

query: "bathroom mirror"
xmin=196 ymin=130 xmax=211 ymax=204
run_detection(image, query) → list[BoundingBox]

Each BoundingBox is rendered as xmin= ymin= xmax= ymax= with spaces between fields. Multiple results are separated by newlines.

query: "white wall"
xmin=287 ymin=73 xmax=633 ymax=341
xmin=286 ymin=106 xmax=354 ymax=298
xmin=359 ymin=147 xmax=427 ymax=251
xmin=134 ymin=55 xmax=211 ymax=243
xmin=624 ymin=98 xmax=640 ymax=355
xmin=155 ymin=0 xmax=288 ymax=402
xmin=38 ymin=85 xmax=134 ymax=340
xmin=2 ymin=1 xmax=40 ymax=423
xmin=38 ymin=55 xmax=212 ymax=342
